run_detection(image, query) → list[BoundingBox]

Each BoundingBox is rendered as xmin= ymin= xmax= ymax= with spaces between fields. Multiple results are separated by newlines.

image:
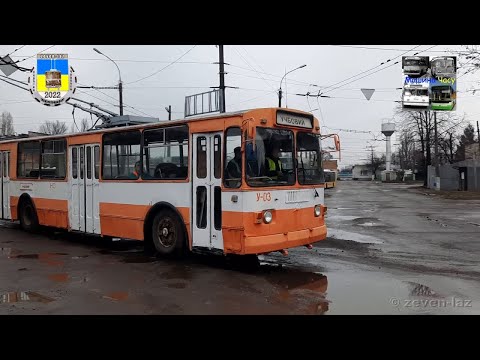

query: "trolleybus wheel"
xmin=19 ymin=199 xmax=39 ymax=232
xmin=151 ymin=209 xmax=185 ymax=256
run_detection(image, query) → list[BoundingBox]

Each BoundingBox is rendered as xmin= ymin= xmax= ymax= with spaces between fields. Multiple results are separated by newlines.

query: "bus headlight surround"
xmin=263 ymin=210 xmax=273 ymax=224
xmin=314 ymin=205 xmax=321 ymax=217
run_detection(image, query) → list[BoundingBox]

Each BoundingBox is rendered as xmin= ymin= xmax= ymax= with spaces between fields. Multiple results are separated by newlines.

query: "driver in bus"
xmin=226 ymin=146 xmax=242 ymax=187
xmin=265 ymin=144 xmax=283 ymax=179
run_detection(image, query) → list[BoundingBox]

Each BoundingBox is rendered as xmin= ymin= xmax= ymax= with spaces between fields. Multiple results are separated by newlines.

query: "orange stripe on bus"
xmin=222 ymin=207 xmax=326 ymax=255
xmin=67 ymin=134 xmax=102 ymax=145
xmin=34 ymin=198 xmax=69 ymax=229
xmin=10 ymin=196 xmax=19 ymax=221
xmin=9 ymin=197 xmax=69 ymax=228
xmin=99 ymin=203 xmax=190 ymax=243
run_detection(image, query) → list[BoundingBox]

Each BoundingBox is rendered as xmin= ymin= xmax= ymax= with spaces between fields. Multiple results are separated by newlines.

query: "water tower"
xmin=381 ymin=122 xmax=396 ymax=181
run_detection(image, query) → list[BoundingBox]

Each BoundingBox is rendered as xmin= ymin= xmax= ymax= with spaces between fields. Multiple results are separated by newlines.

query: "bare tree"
xmin=1 ymin=111 xmax=15 ymax=136
xmin=455 ymin=123 xmax=477 ymax=161
xmin=459 ymin=46 xmax=480 ymax=81
xmin=396 ymin=108 xmax=464 ymax=186
xmin=395 ymin=129 xmax=416 ymax=170
xmin=70 ymin=118 xmax=92 ymax=133
xmin=39 ymin=120 xmax=68 ymax=135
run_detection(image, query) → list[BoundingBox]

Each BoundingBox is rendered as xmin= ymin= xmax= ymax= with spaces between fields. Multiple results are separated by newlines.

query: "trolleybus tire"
xmin=19 ymin=198 xmax=39 ymax=232
xmin=151 ymin=209 xmax=185 ymax=256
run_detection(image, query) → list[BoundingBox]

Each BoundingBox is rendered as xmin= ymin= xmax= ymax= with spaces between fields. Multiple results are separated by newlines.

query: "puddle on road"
xmin=48 ymin=273 xmax=69 ymax=282
xmin=167 ymin=282 xmax=187 ymax=289
xmin=103 ymin=291 xmax=129 ymax=301
xmin=11 ymin=252 xmax=68 ymax=259
xmin=327 ymin=215 xmax=358 ymax=221
xmin=257 ymin=264 xmax=330 ymax=315
xmin=9 ymin=253 xmax=68 ymax=267
xmin=1 ymin=291 xmax=54 ymax=304
xmin=122 ymin=255 xmax=158 ymax=264
xmin=327 ymin=228 xmax=384 ymax=244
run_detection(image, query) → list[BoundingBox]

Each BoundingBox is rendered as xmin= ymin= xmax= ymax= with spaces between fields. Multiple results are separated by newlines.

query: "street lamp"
xmin=93 ymin=48 xmax=124 ymax=116
xmin=278 ymin=64 xmax=306 ymax=108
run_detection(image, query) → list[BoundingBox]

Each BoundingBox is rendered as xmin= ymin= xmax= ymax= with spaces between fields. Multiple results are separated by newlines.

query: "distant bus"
xmin=430 ymin=85 xmax=456 ymax=111
xmin=0 ymin=108 xmax=338 ymax=258
xmin=324 ymin=169 xmax=337 ymax=189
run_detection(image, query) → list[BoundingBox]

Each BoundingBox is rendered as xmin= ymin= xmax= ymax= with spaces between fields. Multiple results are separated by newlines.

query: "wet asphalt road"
xmin=1 ymin=181 xmax=480 ymax=315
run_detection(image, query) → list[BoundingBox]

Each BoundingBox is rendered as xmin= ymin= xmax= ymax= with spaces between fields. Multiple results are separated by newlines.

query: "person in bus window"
xmin=226 ymin=147 xmax=242 ymax=186
xmin=130 ymin=161 xmax=142 ymax=179
xmin=265 ymin=144 xmax=283 ymax=179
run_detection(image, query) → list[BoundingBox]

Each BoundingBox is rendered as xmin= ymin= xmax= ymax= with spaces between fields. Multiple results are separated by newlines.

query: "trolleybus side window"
xmin=94 ymin=146 xmax=100 ymax=180
xmin=102 ymin=131 xmax=141 ymax=180
xmin=246 ymin=127 xmax=295 ymax=187
xmin=197 ymin=137 xmax=207 ymax=179
xmin=223 ymin=127 xmax=241 ymax=188
xmin=297 ymin=132 xmax=324 ymax=185
xmin=214 ymin=135 xmax=221 ymax=179
xmin=3 ymin=152 xmax=8 ymax=176
xmin=143 ymin=125 xmax=188 ymax=180
xmin=40 ymin=139 xmax=67 ymax=179
xmin=80 ymin=149 xmax=84 ymax=179
xmin=87 ymin=147 xmax=92 ymax=180
xmin=17 ymin=141 xmax=41 ymax=178
xmin=72 ymin=148 xmax=78 ymax=179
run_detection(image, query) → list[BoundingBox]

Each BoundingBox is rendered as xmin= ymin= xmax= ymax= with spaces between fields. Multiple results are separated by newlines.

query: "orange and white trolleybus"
xmin=0 ymin=108 xmax=338 ymax=257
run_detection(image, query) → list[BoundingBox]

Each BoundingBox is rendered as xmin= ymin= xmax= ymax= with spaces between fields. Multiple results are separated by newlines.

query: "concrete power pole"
xmin=165 ymin=105 xmax=171 ymax=120
xmin=434 ymin=111 xmax=440 ymax=190
xmin=219 ymin=45 xmax=226 ymax=113
xmin=477 ymin=120 xmax=480 ymax=153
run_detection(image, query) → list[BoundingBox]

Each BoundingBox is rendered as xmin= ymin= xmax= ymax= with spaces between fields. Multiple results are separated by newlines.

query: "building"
xmin=323 ymin=160 xmax=338 ymax=171
xmin=352 ymin=165 xmax=373 ymax=180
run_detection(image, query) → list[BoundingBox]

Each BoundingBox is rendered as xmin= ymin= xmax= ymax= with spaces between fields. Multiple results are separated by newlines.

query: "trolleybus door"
xmin=1 ymin=152 xmax=11 ymax=220
xmin=70 ymin=145 xmax=100 ymax=234
xmin=192 ymin=133 xmax=223 ymax=250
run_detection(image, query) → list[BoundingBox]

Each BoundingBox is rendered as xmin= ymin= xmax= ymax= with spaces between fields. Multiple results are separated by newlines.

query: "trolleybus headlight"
xmin=314 ymin=205 xmax=321 ymax=217
xmin=263 ymin=210 xmax=273 ymax=224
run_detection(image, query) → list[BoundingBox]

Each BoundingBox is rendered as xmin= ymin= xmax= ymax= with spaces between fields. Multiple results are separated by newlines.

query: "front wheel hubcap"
xmin=157 ymin=217 xmax=175 ymax=248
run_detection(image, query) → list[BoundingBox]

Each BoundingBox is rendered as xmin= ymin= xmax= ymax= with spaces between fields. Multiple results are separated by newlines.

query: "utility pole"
xmin=93 ymin=48 xmax=123 ymax=116
xmin=119 ymin=81 xmax=123 ymax=116
xmin=434 ymin=111 xmax=440 ymax=190
xmin=477 ymin=120 xmax=480 ymax=153
xmin=366 ymin=144 xmax=376 ymax=181
xmin=219 ymin=45 xmax=226 ymax=113
xmin=165 ymin=105 xmax=171 ymax=120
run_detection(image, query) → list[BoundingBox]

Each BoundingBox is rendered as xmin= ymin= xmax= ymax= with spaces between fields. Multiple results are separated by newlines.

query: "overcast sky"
xmin=1 ymin=45 xmax=478 ymax=166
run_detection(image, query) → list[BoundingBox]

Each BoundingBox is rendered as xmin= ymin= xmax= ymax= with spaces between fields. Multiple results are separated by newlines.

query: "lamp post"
xmin=278 ymin=64 xmax=306 ymax=108
xmin=93 ymin=48 xmax=123 ymax=116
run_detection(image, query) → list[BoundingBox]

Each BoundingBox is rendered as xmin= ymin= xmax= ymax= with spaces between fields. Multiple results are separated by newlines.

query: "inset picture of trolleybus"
xmin=45 ymin=59 xmax=62 ymax=89
xmin=430 ymin=56 xmax=456 ymax=79
xmin=402 ymin=84 xmax=429 ymax=109
xmin=402 ymin=56 xmax=430 ymax=78
xmin=429 ymin=85 xmax=456 ymax=111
